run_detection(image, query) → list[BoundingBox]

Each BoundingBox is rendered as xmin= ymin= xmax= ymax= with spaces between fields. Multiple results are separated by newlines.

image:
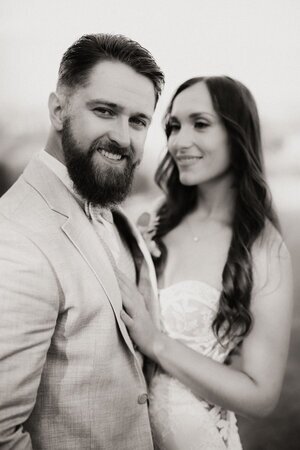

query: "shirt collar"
xmin=38 ymin=150 xmax=75 ymax=194
xmin=38 ymin=150 xmax=113 ymax=223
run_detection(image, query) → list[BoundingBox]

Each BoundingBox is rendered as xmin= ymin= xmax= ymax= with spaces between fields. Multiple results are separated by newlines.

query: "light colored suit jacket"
xmin=0 ymin=157 xmax=159 ymax=450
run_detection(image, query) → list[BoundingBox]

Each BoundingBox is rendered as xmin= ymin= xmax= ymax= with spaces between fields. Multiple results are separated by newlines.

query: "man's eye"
xmin=94 ymin=108 xmax=114 ymax=116
xmin=130 ymin=117 xmax=147 ymax=128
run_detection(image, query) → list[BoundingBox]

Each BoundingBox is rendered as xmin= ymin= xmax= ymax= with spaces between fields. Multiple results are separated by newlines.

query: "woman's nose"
xmin=170 ymin=126 xmax=193 ymax=151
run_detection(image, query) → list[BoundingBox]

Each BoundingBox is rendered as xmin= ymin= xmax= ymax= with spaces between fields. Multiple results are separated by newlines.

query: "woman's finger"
xmin=120 ymin=309 xmax=134 ymax=327
xmin=120 ymin=289 xmax=136 ymax=314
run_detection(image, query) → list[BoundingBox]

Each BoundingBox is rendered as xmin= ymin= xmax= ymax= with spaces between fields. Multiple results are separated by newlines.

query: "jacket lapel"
xmin=113 ymin=208 xmax=161 ymax=383
xmin=113 ymin=208 xmax=160 ymax=328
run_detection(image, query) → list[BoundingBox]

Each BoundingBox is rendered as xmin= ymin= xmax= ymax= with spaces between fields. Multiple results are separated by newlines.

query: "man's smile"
xmin=95 ymin=147 xmax=128 ymax=165
xmin=98 ymin=148 xmax=124 ymax=161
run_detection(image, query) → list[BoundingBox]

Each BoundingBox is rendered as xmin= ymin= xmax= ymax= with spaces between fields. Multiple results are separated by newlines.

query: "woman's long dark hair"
xmin=153 ymin=76 xmax=280 ymax=342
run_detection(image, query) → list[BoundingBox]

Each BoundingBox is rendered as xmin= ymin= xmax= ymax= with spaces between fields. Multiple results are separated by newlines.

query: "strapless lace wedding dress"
xmin=149 ymin=280 xmax=243 ymax=450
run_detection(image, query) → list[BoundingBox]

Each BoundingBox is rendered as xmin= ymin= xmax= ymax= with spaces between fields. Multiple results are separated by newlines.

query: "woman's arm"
xmin=121 ymin=235 xmax=293 ymax=418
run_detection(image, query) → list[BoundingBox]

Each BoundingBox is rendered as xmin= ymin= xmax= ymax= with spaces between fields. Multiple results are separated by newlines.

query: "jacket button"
xmin=138 ymin=393 xmax=148 ymax=404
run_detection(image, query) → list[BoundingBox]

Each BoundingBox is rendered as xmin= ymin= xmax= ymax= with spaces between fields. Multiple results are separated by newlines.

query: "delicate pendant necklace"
xmin=185 ymin=216 xmax=200 ymax=242
xmin=185 ymin=217 xmax=223 ymax=243
xmin=185 ymin=215 xmax=227 ymax=242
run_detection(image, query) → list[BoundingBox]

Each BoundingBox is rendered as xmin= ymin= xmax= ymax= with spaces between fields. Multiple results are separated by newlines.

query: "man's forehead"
xmin=80 ymin=60 xmax=156 ymax=114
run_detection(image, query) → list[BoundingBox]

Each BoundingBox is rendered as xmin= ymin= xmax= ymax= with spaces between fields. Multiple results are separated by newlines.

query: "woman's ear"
xmin=48 ymin=92 xmax=65 ymax=131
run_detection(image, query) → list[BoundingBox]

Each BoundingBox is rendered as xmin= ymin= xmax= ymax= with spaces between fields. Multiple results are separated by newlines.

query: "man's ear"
xmin=48 ymin=92 xmax=66 ymax=131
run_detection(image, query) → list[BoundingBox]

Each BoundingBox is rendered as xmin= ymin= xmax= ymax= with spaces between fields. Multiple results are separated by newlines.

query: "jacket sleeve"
xmin=0 ymin=225 xmax=60 ymax=449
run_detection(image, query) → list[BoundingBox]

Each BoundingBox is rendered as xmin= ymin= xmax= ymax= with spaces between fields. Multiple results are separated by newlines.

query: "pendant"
xmin=193 ymin=236 xmax=199 ymax=242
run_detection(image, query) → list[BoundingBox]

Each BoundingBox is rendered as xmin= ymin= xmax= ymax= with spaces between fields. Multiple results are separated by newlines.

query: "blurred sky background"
xmin=1 ymin=1 xmax=300 ymax=448
xmin=1 ymin=0 xmax=300 ymax=208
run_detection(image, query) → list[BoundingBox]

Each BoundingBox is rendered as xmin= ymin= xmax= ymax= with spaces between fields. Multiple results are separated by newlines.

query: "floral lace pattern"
xmin=149 ymin=280 xmax=243 ymax=450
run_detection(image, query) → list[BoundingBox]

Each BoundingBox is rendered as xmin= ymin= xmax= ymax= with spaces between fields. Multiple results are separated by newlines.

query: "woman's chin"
xmin=179 ymin=173 xmax=200 ymax=186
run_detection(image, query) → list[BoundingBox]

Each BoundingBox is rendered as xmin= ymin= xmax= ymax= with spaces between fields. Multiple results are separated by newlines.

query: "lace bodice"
xmin=158 ymin=280 xmax=236 ymax=361
xmin=149 ymin=280 xmax=242 ymax=450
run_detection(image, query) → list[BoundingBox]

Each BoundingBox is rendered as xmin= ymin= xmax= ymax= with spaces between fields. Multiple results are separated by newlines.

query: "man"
xmin=0 ymin=33 xmax=164 ymax=449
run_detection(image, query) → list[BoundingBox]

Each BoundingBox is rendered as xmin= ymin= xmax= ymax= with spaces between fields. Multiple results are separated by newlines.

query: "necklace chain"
xmin=184 ymin=215 xmax=226 ymax=242
xmin=185 ymin=216 xmax=200 ymax=242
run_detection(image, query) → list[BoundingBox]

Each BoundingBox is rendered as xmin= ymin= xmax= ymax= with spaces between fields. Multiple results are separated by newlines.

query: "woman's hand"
xmin=118 ymin=270 xmax=161 ymax=360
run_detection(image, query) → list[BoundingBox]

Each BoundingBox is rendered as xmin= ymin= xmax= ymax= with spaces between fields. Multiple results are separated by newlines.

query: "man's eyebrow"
xmin=87 ymin=99 xmax=152 ymax=123
xmin=86 ymin=99 xmax=120 ymax=109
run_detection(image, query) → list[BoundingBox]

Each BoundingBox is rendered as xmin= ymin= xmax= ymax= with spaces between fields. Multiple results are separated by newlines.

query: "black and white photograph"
xmin=0 ymin=1 xmax=299 ymax=449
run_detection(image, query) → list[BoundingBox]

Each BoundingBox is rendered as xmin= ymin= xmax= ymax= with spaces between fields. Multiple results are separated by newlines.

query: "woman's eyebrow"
xmin=189 ymin=112 xmax=216 ymax=119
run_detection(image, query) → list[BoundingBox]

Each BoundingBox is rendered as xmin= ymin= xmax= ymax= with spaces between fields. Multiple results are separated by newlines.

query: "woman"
xmin=120 ymin=76 xmax=293 ymax=449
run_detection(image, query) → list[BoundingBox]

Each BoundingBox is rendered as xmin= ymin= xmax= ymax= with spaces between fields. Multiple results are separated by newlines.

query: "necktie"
xmin=85 ymin=202 xmax=135 ymax=280
xmin=93 ymin=227 xmax=145 ymax=366
xmin=113 ymin=211 xmax=160 ymax=384
xmin=85 ymin=204 xmax=158 ymax=381
xmin=84 ymin=202 xmax=113 ymax=223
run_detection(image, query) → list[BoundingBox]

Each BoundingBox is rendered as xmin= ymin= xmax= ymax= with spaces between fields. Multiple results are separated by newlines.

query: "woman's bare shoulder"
xmin=253 ymin=220 xmax=289 ymax=259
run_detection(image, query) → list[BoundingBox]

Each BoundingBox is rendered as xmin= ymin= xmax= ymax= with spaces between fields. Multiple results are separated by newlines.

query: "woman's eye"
xmin=195 ymin=121 xmax=209 ymax=129
xmin=130 ymin=117 xmax=147 ymax=128
xmin=168 ymin=122 xmax=180 ymax=133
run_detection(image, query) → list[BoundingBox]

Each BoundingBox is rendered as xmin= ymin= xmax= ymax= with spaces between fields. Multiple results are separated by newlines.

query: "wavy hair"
xmin=153 ymin=76 xmax=279 ymax=342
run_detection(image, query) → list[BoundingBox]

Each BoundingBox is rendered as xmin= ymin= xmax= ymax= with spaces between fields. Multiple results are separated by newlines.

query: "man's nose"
xmin=107 ymin=118 xmax=131 ymax=148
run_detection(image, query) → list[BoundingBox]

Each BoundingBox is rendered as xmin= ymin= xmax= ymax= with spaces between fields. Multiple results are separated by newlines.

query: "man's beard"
xmin=61 ymin=118 xmax=138 ymax=208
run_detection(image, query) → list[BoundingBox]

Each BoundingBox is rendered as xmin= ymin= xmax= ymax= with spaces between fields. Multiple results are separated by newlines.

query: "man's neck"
xmin=45 ymin=130 xmax=65 ymax=165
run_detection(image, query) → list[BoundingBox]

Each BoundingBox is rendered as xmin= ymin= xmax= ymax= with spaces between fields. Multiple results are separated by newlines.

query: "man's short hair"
xmin=57 ymin=33 xmax=164 ymax=104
